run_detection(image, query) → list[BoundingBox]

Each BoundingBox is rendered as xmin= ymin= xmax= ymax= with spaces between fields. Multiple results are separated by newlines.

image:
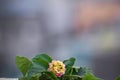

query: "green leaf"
xmin=62 ymin=75 xmax=82 ymax=80
xmin=82 ymin=71 xmax=101 ymax=80
xmin=39 ymin=71 xmax=58 ymax=80
xmin=116 ymin=76 xmax=120 ymax=80
xmin=63 ymin=58 xmax=75 ymax=75
xmin=18 ymin=77 xmax=29 ymax=80
xmin=16 ymin=56 xmax=32 ymax=76
xmin=64 ymin=67 xmax=73 ymax=75
xmin=29 ymin=74 xmax=40 ymax=80
xmin=19 ymin=75 xmax=39 ymax=80
xmin=63 ymin=57 xmax=75 ymax=68
xmin=72 ymin=67 xmax=81 ymax=75
xmin=77 ymin=67 xmax=87 ymax=76
xmin=32 ymin=54 xmax=52 ymax=70
xmin=27 ymin=63 xmax=44 ymax=77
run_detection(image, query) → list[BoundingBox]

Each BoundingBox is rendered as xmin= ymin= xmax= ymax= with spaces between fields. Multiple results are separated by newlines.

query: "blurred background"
xmin=0 ymin=0 xmax=120 ymax=80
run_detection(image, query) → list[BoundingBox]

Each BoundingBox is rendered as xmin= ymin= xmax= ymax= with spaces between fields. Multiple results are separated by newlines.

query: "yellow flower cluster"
xmin=48 ymin=60 xmax=66 ymax=77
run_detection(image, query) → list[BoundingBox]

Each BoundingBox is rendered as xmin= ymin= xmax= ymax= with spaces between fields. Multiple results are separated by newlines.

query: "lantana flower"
xmin=48 ymin=60 xmax=66 ymax=77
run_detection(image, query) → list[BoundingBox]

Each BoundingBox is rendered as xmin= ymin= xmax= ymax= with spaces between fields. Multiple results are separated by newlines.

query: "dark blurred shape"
xmin=93 ymin=48 xmax=120 ymax=80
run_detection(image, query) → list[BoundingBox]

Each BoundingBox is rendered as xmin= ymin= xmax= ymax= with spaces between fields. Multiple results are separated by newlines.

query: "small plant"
xmin=15 ymin=53 xmax=102 ymax=80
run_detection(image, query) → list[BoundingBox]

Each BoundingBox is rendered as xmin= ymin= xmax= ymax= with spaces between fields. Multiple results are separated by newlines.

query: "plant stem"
xmin=62 ymin=75 xmax=82 ymax=80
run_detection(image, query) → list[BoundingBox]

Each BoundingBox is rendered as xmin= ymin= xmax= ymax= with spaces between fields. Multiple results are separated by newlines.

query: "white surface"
xmin=0 ymin=78 xmax=18 ymax=80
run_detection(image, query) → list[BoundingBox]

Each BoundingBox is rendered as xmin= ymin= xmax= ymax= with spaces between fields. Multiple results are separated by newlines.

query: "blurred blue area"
xmin=0 ymin=0 xmax=43 ymax=16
